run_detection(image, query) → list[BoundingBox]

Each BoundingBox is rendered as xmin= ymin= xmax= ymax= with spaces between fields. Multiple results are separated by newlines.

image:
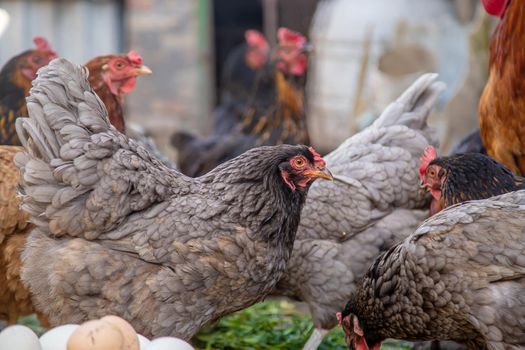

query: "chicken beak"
xmin=134 ymin=65 xmax=152 ymax=76
xmin=305 ymin=167 xmax=333 ymax=181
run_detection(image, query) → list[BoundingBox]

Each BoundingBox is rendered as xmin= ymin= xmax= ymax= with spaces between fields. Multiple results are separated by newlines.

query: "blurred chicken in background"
xmin=0 ymin=37 xmax=57 ymax=145
xmin=213 ymin=30 xmax=271 ymax=136
xmin=172 ymin=27 xmax=311 ymax=177
xmin=479 ymin=0 xmax=525 ymax=175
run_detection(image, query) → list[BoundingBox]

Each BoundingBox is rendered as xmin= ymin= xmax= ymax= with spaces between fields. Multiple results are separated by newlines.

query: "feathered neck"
xmin=85 ymin=59 xmax=126 ymax=133
xmin=199 ymin=146 xmax=309 ymax=251
xmin=0 ymin=50 xmax=32 ymax=100
xmin=489 ymin=0 xmax=525 ymax=83
xmin=432 ymin=154 xmax=525 ymax=207
xmin=240 ymin=70 xmax=308 ymax=144
xmin=275 ymin=70 xmax=304 ymax=119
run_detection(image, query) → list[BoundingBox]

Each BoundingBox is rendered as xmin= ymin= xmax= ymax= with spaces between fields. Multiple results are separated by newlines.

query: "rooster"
xmin=339 ymin=189 xmax=525 ymax=350
xmin=0 ymin=51 xmax=152 ymax=327
xmin=172 ymin=28 xmax=310 ymax=177
xmin=15 ymin=58 xmax=332 ymax=338
xmin=419 ymin=145 xmax=525 ymax=215
xmin=0 ymin=37 xmax=57 ymax=145
xmin=479 ymin=0 xmax=525 ymax=174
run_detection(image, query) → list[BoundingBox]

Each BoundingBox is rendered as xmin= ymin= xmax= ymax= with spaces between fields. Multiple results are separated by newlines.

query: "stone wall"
xmin=125 ymin=0 xmax=213 ymax=160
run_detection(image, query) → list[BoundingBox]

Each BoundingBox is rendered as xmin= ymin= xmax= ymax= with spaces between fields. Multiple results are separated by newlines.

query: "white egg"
xmin=0 ymin=325 xmax=42 ymax=350
xmin=137 ymin=334 xmax=151 ymax=350
xmin=39 ymin=324 xmax=79 ymax=350
xmin=145 ymin=337 xmax=194 ymax=350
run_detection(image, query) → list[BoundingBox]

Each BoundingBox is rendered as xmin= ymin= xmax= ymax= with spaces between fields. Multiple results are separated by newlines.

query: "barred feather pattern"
xmin=15 ymin=58 xmax=318 ymax=338
xmin=273 ymin=73 xmax=446 ymax=334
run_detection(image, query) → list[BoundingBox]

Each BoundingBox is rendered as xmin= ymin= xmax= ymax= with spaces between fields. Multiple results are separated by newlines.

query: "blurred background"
xmin=0 ymin=0 xmax=489 ymax=158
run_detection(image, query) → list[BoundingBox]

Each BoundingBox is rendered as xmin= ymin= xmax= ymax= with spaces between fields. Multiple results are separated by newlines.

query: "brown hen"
xmin=0 ymin=37 xmax=57 ymax=145
xmin=0 ymin=51 xmax=151 ymax=326
xmin=0 ymin=146 xmax=48 ymax=325
xmin=85 ymin=51 xmax=152 ymax=133
xmin=479 ymin=0 xmax=525 ymax=174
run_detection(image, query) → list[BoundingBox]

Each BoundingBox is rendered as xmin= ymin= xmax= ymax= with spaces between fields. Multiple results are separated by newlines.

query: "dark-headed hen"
xmin=419 ymin=145 xmax=525 ymax=215
xmin=0 ymin=37 xmax=57 ymax=145
xmin=15 ymin=58 xmax=332 ymax=338
xmin=172 ymin=28 xmax=310 ymax=177
xmin=339 ymin=189 xmax=525 ymax=350
xmin=213 ymin=29 xmax=272 ymax=136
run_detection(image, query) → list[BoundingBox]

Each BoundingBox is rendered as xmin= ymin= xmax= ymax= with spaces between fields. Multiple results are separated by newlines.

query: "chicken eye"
xmin=32 ymin=55 xmax=43 ymax=65
xmin=293 ymin=157 xmax=306 ymax=168
xmin=428 ymin=169 xmax=435 ymax=177
xmin=115 ymin=61 xmax=125 ymax=69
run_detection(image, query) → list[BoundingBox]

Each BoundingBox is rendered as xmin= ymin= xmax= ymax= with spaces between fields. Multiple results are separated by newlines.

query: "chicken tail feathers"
xmin=14 ymin=58 xmax=180 ymax=239
xmin=16 ymin=59 xmax=110 ymax=161
xmin=373 ymin=73 xmax=445 ymax=130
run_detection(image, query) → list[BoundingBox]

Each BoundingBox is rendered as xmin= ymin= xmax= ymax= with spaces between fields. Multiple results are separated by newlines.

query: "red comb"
xmin=419 ymin=146 xmax=438 ymax=181
xmin=245 ymin=30 xmax=268 ymax=49
xmin=308 ymin=146 xmax=325 ymax=167
xmin=33 ymin=36 xmax=54 ymax=53
xmin=481 ymin=0 xmax=510 ymax=18
xmin=126 ymin=50 xmax=144 ymax=66
xmin=277 ymin=27 xmax=307 ymax=47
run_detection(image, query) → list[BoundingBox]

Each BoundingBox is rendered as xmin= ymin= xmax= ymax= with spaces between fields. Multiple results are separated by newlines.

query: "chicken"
xmin=213 ymin=29 xmax=271 ymax=136
xmin=172 ymin=28 xmax=310 ymax=177
xmin=449 ymin=128 xmax=485 ymax=156
xmin=83 ymin=52 xmax=173 ymax=167
xmin=338 ymin=189 xmax=525 ymax=350
xmin=0 ymin=145 xmax=50 ymax=326
xmin=0 ymin=51 xmax=153 ymax=327
xmin=85 ymin=51 xmax=152 ymax=134
xmin=419 ymin=146 xmax=525 ymax=215
xmin=0 ymin=37 xmax=57 ymax=145
xmin=15 ymin=58 xmax=332 ymax=338
xmin=479 ymin=0 xmax=525 ymax=175
xmin=271 ymin=73 xmax=445 ymax=350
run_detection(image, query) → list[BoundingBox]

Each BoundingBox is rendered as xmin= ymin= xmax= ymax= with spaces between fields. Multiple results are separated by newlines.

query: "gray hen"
xmin=272 ymin=73 xmax=446 ymax=349
xmin=14 ymin=58 xmax=332 ymax=339
xmin=340 ymin=189 xmax=525 ymax=350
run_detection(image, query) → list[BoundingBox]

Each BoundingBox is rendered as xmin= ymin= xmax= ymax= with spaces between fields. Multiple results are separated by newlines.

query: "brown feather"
xmin=479 ymin=0 xmax=525 ymax=175
xmin=84 ymin=56 xmax=126 ymax=133
xmin=0 ymin=146 xmax=49 ymax=325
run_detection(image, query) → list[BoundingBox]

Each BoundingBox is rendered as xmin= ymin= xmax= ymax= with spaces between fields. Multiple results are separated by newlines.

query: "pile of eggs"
xmin=0 ymin=315 xmax=194 ymax=350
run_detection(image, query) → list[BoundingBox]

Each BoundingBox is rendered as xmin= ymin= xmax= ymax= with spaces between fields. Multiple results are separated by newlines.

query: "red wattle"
xmin=355 ymin=337 xmax=370 ymax=350
xmin=119 ymin=76 xmax=137 ymax=94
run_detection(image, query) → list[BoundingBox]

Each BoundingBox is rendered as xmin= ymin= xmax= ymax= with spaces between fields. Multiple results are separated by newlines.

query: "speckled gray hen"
xmin=340 ymin=190 xmax=525 ymax=350
xmin=14 ymin=58 xmax=332 ymax=339
xmin=272 ymin=73 xmax=446 ymax=349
